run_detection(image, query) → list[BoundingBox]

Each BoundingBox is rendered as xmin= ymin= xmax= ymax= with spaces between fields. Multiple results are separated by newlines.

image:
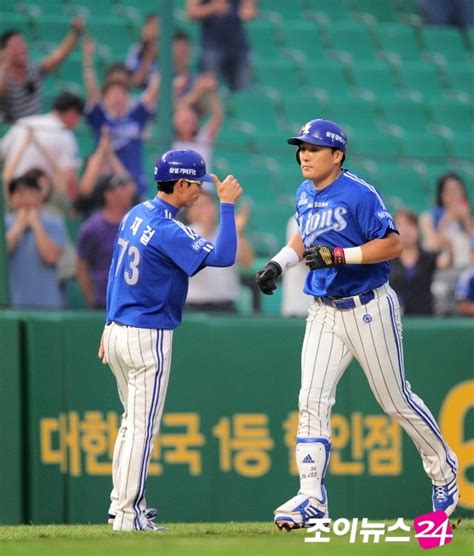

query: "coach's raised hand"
xmin=211 ymin=174 xmax=242 ymax=204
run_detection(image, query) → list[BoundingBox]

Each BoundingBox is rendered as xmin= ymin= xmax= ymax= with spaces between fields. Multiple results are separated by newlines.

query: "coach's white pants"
xmin=297 ymin=284 xmax=457 ymax=486
xmin=103 ymin=323 xmax=173 ymax=531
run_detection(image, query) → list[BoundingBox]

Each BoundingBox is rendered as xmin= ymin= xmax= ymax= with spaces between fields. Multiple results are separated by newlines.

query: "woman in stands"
xmin=420 ymin=172 xmax=473 ymax=314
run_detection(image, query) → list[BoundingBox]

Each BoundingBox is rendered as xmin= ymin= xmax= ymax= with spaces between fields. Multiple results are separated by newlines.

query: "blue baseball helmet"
xmin=154 ymin=149 xmax=212 ymax=183
xmin=287 ymin=119 xmax=347 ymax=152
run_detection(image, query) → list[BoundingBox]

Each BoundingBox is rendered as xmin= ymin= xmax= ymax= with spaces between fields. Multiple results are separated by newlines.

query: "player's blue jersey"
xmin=295 ymin=169 xmax=398 ymax=298
xmin=106 ymin=197 xmax=214 ymax=329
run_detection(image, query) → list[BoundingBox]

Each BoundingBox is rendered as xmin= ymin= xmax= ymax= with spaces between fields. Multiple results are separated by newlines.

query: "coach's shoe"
xmin=274 ymin=491 xmax=328 ymax=531
xmin=139 ymin=520 xmax=169 ymax=533
xmin=108 ymin=507 xmax=157 ymax=525
xmin=432 ymin=481 xmax=459 ymax=517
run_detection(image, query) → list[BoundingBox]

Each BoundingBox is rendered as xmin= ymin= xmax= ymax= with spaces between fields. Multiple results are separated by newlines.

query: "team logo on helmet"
xmin=301 ymin=122 xmax=318 ymax=137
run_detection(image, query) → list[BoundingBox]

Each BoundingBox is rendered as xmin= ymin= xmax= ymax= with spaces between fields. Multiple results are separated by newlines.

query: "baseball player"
xmin=98 ymin=149 xmax=242 ymax=531
xmin=255 ymin=119 xmax=458 ymax=530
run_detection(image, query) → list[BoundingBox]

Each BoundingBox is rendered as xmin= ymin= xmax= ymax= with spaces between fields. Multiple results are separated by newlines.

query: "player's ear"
xmin=333 ymin=149 xmax=344 ymax=164
xmin=295 ymin=148 xmax=301 ymax=165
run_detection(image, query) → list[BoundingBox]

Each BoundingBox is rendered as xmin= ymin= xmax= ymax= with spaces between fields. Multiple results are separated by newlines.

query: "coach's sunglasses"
xmin=184 ymin=179 xmax=203 ymax=189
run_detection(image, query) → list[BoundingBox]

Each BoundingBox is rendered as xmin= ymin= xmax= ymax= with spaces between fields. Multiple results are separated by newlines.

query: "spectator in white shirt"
xmin=172 ymin=72 xmax=223 ymax=171
xmin=185 ymin=190 xmax=253 ymax=313
xmin=1 ymin=91 xmax=84 ymax=201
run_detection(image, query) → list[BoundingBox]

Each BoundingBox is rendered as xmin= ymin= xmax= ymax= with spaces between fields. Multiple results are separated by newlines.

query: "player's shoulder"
xmin=163 ymin=215 xmax=201 ymax=241
xmin=341 ymin=169 xmax=384 ymax=199
xmin=341 ymin=169 xmax=374 ymax=190
xmin=137 ymin=199 xmax=196 ymax=238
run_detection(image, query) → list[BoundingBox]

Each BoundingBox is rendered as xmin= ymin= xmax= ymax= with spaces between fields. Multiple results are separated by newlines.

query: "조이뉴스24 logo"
xmin=304 ymin=511 xmax=454 ymax=548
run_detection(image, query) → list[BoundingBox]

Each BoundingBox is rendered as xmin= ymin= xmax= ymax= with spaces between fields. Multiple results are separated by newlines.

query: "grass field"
xmin=0 ymin=520 xmax=472 ymax=556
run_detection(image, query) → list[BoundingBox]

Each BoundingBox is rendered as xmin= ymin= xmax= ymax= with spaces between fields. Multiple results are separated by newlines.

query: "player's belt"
xmin=316 ymin=290 xmax=375 ymax=310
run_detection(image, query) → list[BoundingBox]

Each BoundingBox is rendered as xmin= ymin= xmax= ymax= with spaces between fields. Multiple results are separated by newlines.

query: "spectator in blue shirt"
xmin=5 ymin=174 xmax=65 ymax=308
xmin=418 ymin=0 xmax=473 ymax=28
xmin=187 ymin=0 xmax=257 ymax=91
xmin=82 ymin=37 xmax=158 ymax=199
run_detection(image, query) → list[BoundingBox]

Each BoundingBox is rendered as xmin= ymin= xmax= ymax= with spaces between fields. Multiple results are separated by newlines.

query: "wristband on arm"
xmin=303 ymin=245 xmax=363 ymax=270
xmin=343 ymin=246 xmax=363 ymax=264
xmin=271 ymin=246 xmax=300 ymax=272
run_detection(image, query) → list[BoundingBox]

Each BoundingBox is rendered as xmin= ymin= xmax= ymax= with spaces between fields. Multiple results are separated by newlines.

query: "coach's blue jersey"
xmin=106 ymin=197 xmax=214 ymax=329
xmin=295 ymin=169 xmax=398 ymax=298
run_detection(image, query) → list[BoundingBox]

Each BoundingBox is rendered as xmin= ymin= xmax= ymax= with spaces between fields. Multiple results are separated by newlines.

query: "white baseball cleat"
xmin=113 ymin=517 xmax=169 ymax=532
xmin=139 ymin=520 xmax=169 ymax=533
xmin=274 ymin=491 xmax=328 ymax=531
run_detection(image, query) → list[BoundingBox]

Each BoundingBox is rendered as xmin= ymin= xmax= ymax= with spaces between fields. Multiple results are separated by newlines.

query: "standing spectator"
xmin=1 ymin=91 xmax=84 ymax=201
xmin=76 ymin=174 xmax=135 ymax=308
xmin=420 ymin=172 xmax=472 ymax=268
xmin=420 ymin=172 xmax=472 ymax=314
xmin=104 ymin=63 xmax=133 ymax=88
xmin=186 ymin=0 xmax=257 ymax=91
xmin=390 ymin=209 xmax=450 ymax=315
xmin=172 ymin=30 xmax=198 ymax=99
xmin=417 ymin=0 xmax=473 ymax=28
xmin=185 ymin=190 xmax=253 ymax=312
xmin=5 ymin=174 xmax=65 ymax=308
xmin=125 ymin=13 xmax=159 ymax=89
xmin=172 ymin=73 xmax=223 ymax=170
xmin=82 ymin=37 xmax=158 ymax=199
xmin=0 ymin=19 xmax=85 ymax=123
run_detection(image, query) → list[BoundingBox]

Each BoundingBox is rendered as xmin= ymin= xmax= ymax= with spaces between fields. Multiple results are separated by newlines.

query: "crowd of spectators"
xmin=0 ymin=1 xmax=472 ymax=318
xmin=0 ymin=3 xmax=257 ymax=311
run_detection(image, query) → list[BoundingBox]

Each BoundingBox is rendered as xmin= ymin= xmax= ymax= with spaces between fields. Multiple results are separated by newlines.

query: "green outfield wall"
xmin=0 ymin=317 xmax=23 ymax=523
xmin=0 ymin=312 xmax=472 ymax=524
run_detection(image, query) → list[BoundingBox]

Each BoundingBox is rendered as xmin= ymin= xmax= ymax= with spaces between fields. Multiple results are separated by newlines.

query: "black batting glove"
xmin=255 ymin=261 xmax=282 ymax=295
xmin=303 ymin=245 xmax=346 ymax=270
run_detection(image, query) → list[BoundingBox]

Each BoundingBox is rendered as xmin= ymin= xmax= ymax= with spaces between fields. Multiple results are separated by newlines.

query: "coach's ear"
xmin=176 ymin=179 xmax=187 ymax=192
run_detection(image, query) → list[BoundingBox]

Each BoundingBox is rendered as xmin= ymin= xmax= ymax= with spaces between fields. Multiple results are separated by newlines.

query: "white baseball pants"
xmin=103 ymin=322 xmax=173 ymax=531
xmin=297 ymin=283 xmax=457 ymax=486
